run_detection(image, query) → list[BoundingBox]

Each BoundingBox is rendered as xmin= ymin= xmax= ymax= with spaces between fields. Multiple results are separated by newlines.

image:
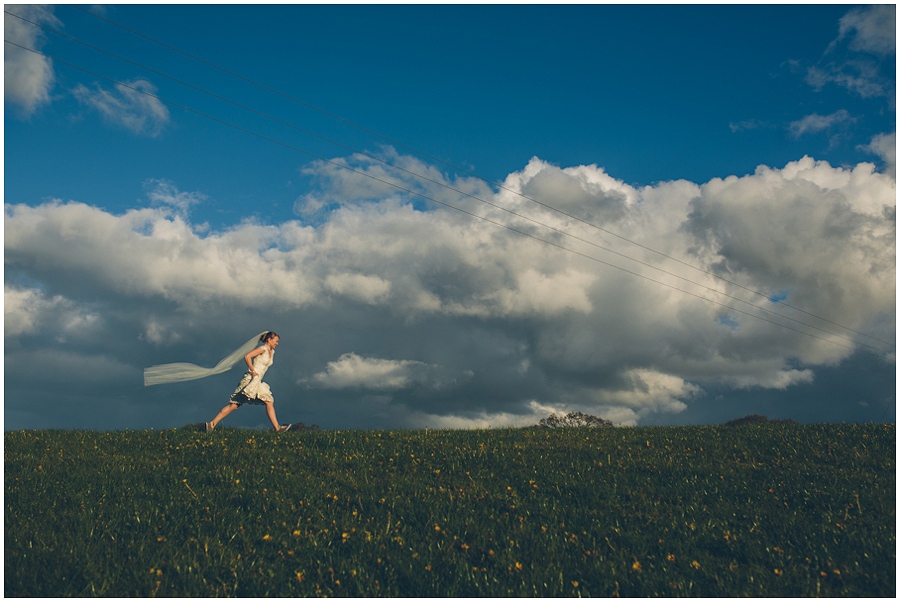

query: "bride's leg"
xmin=210 ymin=402 xmax=239 ymax=428
xmin=264 ymin=401 xmax=281 ymax=430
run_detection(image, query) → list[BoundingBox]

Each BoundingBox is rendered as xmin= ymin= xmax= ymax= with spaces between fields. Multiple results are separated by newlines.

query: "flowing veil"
xmin=144 ymin=331 xmax=268 ymax=386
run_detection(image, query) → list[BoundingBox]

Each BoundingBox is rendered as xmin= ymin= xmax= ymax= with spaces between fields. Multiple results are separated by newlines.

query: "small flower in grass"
xmin=632 ymin=560 xmax=642 ymax=572
xmin=667 ymin=554 xmax=676 ymax=562
xmin=293 ymin=530 xmax=301 ymax=536
xmin=434 ymin=524 xmax=441 ymax=532
xmin=774 ymin=568 xmax=783 ymax=576
xmin=691 ymin=560 xmax=701 ymax=570
xmin=295 ymin=571 xmax=304 ymax=582
xmin=263 ymin=534 xmax=272 ymax=541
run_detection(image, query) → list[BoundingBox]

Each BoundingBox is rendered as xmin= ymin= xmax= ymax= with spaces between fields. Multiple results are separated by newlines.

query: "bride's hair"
xmin=260 ymin=331 xmax=279 ymax=343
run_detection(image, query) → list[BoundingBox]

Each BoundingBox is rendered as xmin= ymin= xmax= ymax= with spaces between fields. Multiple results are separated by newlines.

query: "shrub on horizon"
xmin=536 ymin=412 xmax=612 ymax=429
xmin=724 ymin=414 xmax=797 ymax=426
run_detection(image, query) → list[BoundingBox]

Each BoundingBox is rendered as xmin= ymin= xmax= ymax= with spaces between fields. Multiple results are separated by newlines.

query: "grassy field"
xmin=5 ymin=423 xmax=895 ymax=597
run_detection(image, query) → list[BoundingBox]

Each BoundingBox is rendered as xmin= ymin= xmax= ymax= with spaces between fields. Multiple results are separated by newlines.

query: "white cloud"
xmin=835 ymin=5 xmax=896 ymax=57
xmin=72 ymin=79 xmax=170 ymax=137
xmin=488 ymin=268 xmax=594 ymax=316
xmin=860 ymin=132 xmax=896 ymax=176
xmin=725 ymin=369 xmax=815 ymax=390
xmin=142 ymin=320 xmax=183 ymax=346
xmin=324 ymin=273 xmax=392 ymax=304
xmin=805 ymin=62 xmax=890 ymax=99
xmin=788 ymin=110 xmax=853 ymax=137
xmin=4 ymin=285 xmax=99 ymax=339
xmin=545 ymin=369 xmax=701 ymax=426
xmin=4 ymin=5 xmax=60 ymax=117
xmin=809 ymin=6 xmax=895 ymax=102
xmin=305 ymin=352 xmax=453 ymax=391
xmin=5 ymin=286 xmax=56 ymax=337
xmin=407 ymin=410 xmax=543 ymax=429
xmin=144 ymin=179 xmax=206 ymax=215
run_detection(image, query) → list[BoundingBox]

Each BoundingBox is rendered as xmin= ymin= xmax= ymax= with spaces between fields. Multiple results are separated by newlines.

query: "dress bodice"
xmin=251 ymin=347 xmax=274 ymax=379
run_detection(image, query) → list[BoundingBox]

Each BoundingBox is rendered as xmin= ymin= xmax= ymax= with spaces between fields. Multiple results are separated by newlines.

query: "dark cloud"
xmin=4 ymin=154 xmax=895 ymax=430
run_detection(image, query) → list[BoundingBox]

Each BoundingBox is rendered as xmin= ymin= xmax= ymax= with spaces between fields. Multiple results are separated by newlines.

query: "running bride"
xmin=144 ymin=331 xmax=290 ymax=432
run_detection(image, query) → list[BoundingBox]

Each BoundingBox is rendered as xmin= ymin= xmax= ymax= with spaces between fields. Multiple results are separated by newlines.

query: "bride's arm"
xmin=244 ymin=346 xmax=266 ymax=376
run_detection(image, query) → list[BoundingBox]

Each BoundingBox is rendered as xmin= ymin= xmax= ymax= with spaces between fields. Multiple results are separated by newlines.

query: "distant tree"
xmin=537 ymin=412 xmax=612 ymax=429
xmin=724 ymin=414 xmax=797 ymax=426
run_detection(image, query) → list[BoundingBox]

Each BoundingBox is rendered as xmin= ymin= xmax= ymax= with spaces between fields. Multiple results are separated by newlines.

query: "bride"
xmin=144 ymin=331 xmax=291 ymax=432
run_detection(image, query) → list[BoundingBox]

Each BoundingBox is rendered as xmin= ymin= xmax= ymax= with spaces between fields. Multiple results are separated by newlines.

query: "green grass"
xmin=5 ymin=423 xmax=895 ymax=597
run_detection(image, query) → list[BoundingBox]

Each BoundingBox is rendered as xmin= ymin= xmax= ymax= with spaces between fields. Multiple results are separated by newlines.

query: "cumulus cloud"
xmin=304 ymin=353 xmax=461 ymax=391
xmin=4 ymin=152 xmax=895 ymax=429
xmin=4 ymin=286 xmax=99 ymax=339
xmin=861 ymin=132 xmax=896 ymax=176
xmin=72 ymin=79 xmax=170 ymax=137
xmin=4 ymin=5 xmax=60 ymax=117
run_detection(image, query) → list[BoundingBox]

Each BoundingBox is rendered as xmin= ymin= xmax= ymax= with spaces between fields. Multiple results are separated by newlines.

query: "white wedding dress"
xmin=229 ymin=348 xmax=275 ymax=406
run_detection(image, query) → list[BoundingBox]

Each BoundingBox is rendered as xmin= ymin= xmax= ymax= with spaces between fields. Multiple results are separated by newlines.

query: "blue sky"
xmin=5 ymin=4 xmax=896 ymax=430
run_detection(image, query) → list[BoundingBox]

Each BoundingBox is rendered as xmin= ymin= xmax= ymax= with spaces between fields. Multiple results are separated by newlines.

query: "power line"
xmin=6 ymin=11 xmax=886 ymax=353
xmin=66 ymin=4 xmax=895 ymax=350
xmin=5 ymin=39 xmax=890 ymax=355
